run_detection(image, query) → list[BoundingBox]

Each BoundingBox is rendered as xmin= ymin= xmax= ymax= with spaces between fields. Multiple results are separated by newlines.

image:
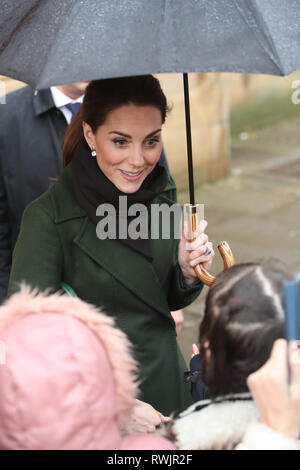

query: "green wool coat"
xmin=8 ymin=164 xmax=203 ymax=415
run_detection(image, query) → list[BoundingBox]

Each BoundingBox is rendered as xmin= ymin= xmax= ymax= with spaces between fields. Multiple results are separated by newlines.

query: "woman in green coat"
xmin=8 ymin=76 xmax=214 ymax=420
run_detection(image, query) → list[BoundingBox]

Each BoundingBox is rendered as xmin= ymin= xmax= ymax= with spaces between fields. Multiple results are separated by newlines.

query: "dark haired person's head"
xmin=199 ymin=260 xmax=292 ymax=398
xmin=62 ymin=75 xmax=170 ymax=193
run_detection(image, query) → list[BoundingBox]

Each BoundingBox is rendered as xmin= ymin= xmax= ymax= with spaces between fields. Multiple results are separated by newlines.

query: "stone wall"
xmin=158 ymin=73 xmax=230 ymax=190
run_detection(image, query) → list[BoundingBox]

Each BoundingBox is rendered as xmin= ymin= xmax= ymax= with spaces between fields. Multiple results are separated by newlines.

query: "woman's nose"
xmin=127 ymin=145 xmax=144 ymax=167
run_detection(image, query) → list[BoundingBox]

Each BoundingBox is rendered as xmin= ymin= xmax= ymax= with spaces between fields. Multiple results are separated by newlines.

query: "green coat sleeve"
xmin=7 ymin=201 xmax=63 ymax=297
xmin=166 ymin=239 xmax=203 ymax=311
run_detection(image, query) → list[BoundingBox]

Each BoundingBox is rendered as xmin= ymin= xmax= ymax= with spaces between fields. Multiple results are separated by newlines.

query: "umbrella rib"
xmin=0 ymin=0 xmax=42 ymax=55
xmin=37 ymin=2 xmax=81 ymax=89
xmin=233 ymin=0 xmax=285 ymax=75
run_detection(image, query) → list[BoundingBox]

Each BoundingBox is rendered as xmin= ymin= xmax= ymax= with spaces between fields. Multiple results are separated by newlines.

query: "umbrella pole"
xmin=182 ymin=75 xmax=235 ymax=287
xmin=183 ymin=73 xmax=195 ymax=206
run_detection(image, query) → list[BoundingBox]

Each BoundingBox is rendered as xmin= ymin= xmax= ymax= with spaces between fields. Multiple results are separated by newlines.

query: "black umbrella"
xmin=2 ymin=0 xmax=300 ymax=86
xmin=1 ymin=0 xmax=300 ymax=200
xmin=2 ymin=0 xmax=300 ymax=200
xmin=1 ymin=0 xmax=300 ymax=282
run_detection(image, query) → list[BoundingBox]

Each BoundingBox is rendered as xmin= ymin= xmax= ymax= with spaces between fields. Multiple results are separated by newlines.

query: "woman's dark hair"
xmin=62 ymin=75 xmax=170 ymax=167
xmin=199 ymin=260 xmax=292 ymax=398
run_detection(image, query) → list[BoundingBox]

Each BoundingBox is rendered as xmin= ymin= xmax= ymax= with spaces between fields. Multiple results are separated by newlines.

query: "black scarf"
xmin=71 ymin=139 xmax=168 ymax=260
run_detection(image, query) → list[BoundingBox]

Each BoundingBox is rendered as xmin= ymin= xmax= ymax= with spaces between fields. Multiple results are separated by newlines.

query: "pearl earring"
xmin=91 ymin=149 xmax=97 ymax=158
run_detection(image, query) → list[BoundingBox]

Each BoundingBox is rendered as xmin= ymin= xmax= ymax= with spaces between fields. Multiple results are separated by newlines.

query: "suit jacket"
xmin=8 ymin=163 xmax=202 ymax=415
xmin=0 ymin=86 xmax=67 ymax=303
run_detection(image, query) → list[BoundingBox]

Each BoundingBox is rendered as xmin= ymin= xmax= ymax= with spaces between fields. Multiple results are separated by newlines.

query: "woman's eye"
xmin=146 ymin=138 xmax=160 ymax=146
xmin=113 ymin=138 xmax=127 ymax=146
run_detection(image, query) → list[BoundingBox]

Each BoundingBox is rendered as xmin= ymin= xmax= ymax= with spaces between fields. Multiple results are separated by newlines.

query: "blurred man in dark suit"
xmin=0 ymin=81 xmax=88 ymax=302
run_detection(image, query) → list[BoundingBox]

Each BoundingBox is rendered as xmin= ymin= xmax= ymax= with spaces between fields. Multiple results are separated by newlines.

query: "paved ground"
xmin=177 ymin=116 xmax=300 ymax=363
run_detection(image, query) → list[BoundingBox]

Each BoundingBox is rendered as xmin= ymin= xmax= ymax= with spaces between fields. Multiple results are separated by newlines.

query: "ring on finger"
xmin=204 ymin=245 xmax=212 ymax=256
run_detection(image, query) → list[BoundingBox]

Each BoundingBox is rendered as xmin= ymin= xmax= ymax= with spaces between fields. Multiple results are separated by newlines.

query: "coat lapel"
xmin=73 ymin=217 xmax=172 ymax=319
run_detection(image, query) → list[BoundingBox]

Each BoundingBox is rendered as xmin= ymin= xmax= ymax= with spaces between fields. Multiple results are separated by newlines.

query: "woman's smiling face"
xmin=83 ymin=104 xmax=163 ymax=193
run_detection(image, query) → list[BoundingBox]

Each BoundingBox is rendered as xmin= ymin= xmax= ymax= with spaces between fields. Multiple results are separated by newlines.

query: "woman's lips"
xmin=119 ymin=169 xmax=144 ymax=181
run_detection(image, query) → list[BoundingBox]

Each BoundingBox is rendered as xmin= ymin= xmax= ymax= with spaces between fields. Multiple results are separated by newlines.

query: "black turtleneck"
xmin=71 ymin=139 xmax=168 ymax=260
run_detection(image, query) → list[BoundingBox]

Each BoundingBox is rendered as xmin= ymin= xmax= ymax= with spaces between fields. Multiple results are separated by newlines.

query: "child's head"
xmin=0 ymin=287 xmax=173 ymax=450
xmin=199 ymin=260 xmax=292 ymax=398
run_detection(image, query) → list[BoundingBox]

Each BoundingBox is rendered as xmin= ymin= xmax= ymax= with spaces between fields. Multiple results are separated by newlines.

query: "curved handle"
xmin=185 ymin=204 xmax=234 ymax=287
xmin=193 ymin=241 xmax=234 ymax=286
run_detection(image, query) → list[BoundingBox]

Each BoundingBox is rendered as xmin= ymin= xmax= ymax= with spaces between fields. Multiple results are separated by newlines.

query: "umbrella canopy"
xmin=2 ymin=0 xmax=300 ymax=205
xmin=1 ymin=0 xmax=300 ymax=89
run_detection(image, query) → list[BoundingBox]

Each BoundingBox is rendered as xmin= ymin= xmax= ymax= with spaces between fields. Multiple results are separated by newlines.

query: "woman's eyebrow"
xmin=108 ymin=129 xmax=162 ymax=138
xmin=146 ymin=128 xmax=161 ymax=139
xmin=146 ymin=129 xmax=162 ymax=138
xmin=109 ymin=131 xmax=130 ymax=138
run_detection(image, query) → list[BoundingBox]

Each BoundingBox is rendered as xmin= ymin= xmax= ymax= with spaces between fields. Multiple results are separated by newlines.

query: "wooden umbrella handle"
xmin=187 ymin=209 xmax=234 ymax=286
xmin=193 ymin=241 xmax=234 ymax=286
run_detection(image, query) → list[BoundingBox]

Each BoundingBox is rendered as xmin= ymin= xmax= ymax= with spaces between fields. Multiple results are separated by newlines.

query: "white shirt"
xmin=50 ymin=86 xmax=84 ymax=125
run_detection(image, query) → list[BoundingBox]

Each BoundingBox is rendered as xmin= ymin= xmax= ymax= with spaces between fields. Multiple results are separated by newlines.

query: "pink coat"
xmin=0 ymin=287 xmax=174 ymax=450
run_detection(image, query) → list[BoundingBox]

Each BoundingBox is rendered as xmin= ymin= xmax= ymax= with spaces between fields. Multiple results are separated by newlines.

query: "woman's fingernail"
xmin=290 ymin=347 xmax=300 ymax=364
xmin=290 ymin=340 xmax=299 ymax=351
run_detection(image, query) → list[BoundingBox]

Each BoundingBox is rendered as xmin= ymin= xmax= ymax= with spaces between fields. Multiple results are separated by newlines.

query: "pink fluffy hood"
xmin=0 ymin=286 xmax=141 ymax=449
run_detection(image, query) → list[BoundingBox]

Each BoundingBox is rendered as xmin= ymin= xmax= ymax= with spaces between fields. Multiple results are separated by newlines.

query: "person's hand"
xmin=247 ymin=339 xmax=300 ymax=439
xmin=171 ymin=309 xmax=184 ymax=335
xmin=178 ymin=220 xmax=214 ymax=285
xmin=122 ymin=399 xmax=170 ymax=434
xmin=191 ymin=343 xmax=199 ymax=358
